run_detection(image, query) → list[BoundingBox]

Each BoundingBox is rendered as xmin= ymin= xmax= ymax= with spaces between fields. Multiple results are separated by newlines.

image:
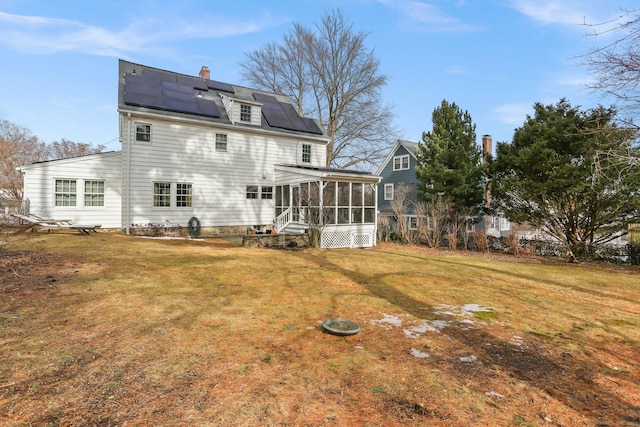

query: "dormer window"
xmin=240 ymin=104 xmax=252 ymax=122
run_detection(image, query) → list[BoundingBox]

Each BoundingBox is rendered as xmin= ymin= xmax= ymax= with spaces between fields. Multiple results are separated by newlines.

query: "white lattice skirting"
xmin=321 ymin=231 xmax=374 ymax=248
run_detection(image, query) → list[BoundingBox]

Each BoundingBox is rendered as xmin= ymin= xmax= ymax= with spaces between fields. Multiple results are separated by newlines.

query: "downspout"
xmin=125 ymin=113 xmax=131 ymax=235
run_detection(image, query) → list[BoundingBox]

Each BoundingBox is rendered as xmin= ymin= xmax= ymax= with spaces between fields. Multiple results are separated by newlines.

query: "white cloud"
xmin=507 ymin=0 xmax=589 ymax=26
xmin=0 ymin=10 xmax=277 ymax=57
xmin=374 ymin=0 xmax=481 ymax=32
xmin=493 ymin=102 xmax=533 ymax=126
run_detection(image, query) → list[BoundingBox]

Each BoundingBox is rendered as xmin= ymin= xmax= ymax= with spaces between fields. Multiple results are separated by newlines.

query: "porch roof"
xmin=274 ymin=164 xmax=381 ymax=183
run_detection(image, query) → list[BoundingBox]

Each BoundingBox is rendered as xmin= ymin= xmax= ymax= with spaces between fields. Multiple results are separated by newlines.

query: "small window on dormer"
xmin=240 ymin=105 xmax=252 ymax=122
xmin=135 ymin=123 xmax=151 ymax=143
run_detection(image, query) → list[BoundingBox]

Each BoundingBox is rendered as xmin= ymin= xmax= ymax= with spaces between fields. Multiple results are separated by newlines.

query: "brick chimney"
xmin=482 ymin=135 xmax=492 ymax=164
xmin=482 ymin=135 xmax=493 ymax=230
xmin=199 ymin=66 xmax=210 ymax=80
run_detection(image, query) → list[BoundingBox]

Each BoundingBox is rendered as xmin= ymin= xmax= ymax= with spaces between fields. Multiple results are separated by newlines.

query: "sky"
xmin=0 ymin=0 xmax=636 ymax=157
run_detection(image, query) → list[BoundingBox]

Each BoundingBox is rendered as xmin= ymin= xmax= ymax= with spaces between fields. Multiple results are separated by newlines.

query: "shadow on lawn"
xmin=295 ymin=249 xmax=640 ymax=425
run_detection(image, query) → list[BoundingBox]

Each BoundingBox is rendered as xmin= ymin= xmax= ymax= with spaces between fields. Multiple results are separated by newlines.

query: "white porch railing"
xmin=275 ymin=208 xmax=291 ymax=233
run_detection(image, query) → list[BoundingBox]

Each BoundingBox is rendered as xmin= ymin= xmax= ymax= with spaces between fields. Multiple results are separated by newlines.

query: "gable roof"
xmin=375 ymin=140 xmax=420 ymax=175
xmin=117 ymin=60 xmax=325 ymax=137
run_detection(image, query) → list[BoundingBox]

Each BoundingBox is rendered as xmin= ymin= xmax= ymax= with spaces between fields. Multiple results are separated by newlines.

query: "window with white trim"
xmin=154 ymin=182 xmax=171 ymax=207
xmin=261 ymin=186 xmax=273 ymax=200
xmin=466 ymin=220 xmax=475 ymax=233
xmin=302 ymin=144 xmax=311 ymax=163
xmin=240 ymin=104 xmax=252 ymax=122
xmin=215 ymin=133 xmax=227 ymax=152
xmin=55 ymin=179 xmax=77 ymax=207
xmin=393 ymin=154 xmax=409 ymax=171
xmin=176 ymin=183 xmax=192 ymax=207
xmin=384 ymin=183 xmax=394 ymax=200
xmin=406 ymin=215 xmax=418 ymax=230
xmin=135 ymin=123 xmax=151 ymax=143
xmin=246 ymin=185 xmax=259 ymax=199
xmin=84 ymin=180 xmax=104 ymax=207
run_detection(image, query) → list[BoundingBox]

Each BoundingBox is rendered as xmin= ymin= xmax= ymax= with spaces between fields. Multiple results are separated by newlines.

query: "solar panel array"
xmin=122 ymin=66 xmax=323 ymax=135
xmin=253 ymin=93 xmax=323 ymax=135
xmin=123 ymin=68 xmax=236 ymax=119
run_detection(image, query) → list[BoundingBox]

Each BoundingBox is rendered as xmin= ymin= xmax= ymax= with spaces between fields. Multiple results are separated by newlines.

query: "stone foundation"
xmin=242 ymin=233 xmax=308 ymax=249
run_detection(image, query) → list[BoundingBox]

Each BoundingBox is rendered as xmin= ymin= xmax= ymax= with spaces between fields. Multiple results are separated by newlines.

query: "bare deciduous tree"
xmin=390 ymin=183 xmax=413 ymax=243
xmin=1 ymin=120 xmax=106 ymax=202
xmin=414 ymin=197 xmax=449 ymax=248
xmin=582 ymin=8 xmax=640 ymax=126
xmin=241 ymin=9 xmax=396 ymax=170
xmin=0 ymin=120 xmax=49 ymax=200
xmin=50 ymin=138 xmax=105 ymax=160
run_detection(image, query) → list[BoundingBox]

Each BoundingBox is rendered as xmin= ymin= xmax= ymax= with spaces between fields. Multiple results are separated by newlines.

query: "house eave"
xmin=118 ymin=107 xmax=329 ymax=144
xmin=275 ymin=164 xmax=381 ymax=183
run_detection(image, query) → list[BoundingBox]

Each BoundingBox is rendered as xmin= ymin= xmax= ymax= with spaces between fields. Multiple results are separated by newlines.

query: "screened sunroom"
xmin=273 ymin=165 xmax=381 ymax=248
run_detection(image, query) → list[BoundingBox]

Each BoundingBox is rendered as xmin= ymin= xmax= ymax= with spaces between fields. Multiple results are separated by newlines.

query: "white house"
xmin=19 ymin=60 xmax=381 ymax=248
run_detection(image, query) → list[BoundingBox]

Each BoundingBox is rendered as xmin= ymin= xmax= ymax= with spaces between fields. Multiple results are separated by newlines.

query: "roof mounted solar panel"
xmin=196 ymin=98 xmax=221 ymax=117
xmin=177 ymin=75 xmax=208 ymax=91
xmin=164 ymin=99 xmax=200 ymax=114
xmin=163 ymin=89 xmax=197 ymax=103
xmin=124 ymin=92 xmax=164 ymax=109
xmin=281 ymin=103 xmax=308 ymax=132
xmin=253 ymin=93 xmax=278 ymax=103
xmin=206 ymin=79 xmax=234 ymax=93
xmin=302 ymin=117 xmax=323 ymax=135
xmin=161 ymin=80 xmax=193 ymax=94
xmin=125 ymin=81 xmax=163 ymax=98
xmin=126 ymin=73 xmax=162 ymax=88
xmin=143 ymin=68 xmax=177 ymax=83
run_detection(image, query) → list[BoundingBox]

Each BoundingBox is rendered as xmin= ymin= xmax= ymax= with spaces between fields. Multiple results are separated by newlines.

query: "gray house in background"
xmin=376 ymin=137 xmax=511 ymax=237
xmin=376 ymin=140 xmax=419 ymax=218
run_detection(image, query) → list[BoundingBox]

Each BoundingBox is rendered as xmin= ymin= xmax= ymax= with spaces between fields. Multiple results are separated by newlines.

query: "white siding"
xmin=121 ymin=113 xmax=327 ymax=229
xmin=21 ymin=152 xmax=122 ymax=228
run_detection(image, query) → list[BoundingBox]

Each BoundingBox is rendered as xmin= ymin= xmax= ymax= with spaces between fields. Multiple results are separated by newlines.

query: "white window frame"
xmin=466 ymin=220 xmax=475 ymax=233
xmin=393 ymin=155 xmax=410 ymax=171
xmin=176 ymin=183 xmax=193 ymax=208
xmin=84 ymin=180 xmax=105 ymax=207
xmin=407 ymin=215 xmax=418 ymax=230
xmin=240 ymin=104 xmax=252 ymax=122
xmin=153 ymin=182 xmax=171 ymax=207
xmin=246 ymin=185 xmax=259 ymax=199
xmin=302 ymin=144 xmax=311 ymax=163
xmin=384 ymin=183 xmax=394 ymax=201
xmin=55 ymin=179 xmax=77 ymax=207
xmin=135 ymin=123 xmax=152 ymax=143
xmin=261 ymin=186 xmax=273 ymax=200
xmin=215 ymin=133 xmax=227 ymax=152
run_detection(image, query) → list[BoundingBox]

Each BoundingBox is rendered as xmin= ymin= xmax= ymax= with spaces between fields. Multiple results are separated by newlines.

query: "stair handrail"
xmin=274 ymin=207 xmax=291 ymax=233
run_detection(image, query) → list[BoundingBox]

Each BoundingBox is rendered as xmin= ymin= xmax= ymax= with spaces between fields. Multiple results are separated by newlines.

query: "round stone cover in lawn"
xmin=321 ymin=318 xmax=361 ymax=336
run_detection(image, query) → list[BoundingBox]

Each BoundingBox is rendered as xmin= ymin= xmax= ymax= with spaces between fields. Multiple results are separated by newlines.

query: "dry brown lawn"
xmin=0 ymin=233 xmax=639 ymax=426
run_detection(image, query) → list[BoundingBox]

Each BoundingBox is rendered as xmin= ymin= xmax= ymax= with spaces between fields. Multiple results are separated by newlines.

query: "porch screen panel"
xmin=322 ymin=181 xmax=336 ymax=225
xmin=351 ymin=183 xmax=363 ymax=223
xmin=364 ymin=184 xmax=375 ymax=223
xmin=308 ymin=181 xmax=320 ymax=225
xmin=337 ymin=182 xmax=350 ymax=224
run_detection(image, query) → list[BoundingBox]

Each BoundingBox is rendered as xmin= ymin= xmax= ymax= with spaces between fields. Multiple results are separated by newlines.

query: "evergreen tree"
xmin=490 ymin=99 xmax=640 ymax=261
xmin=416 ymin=100 xmax=484 ymax=216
